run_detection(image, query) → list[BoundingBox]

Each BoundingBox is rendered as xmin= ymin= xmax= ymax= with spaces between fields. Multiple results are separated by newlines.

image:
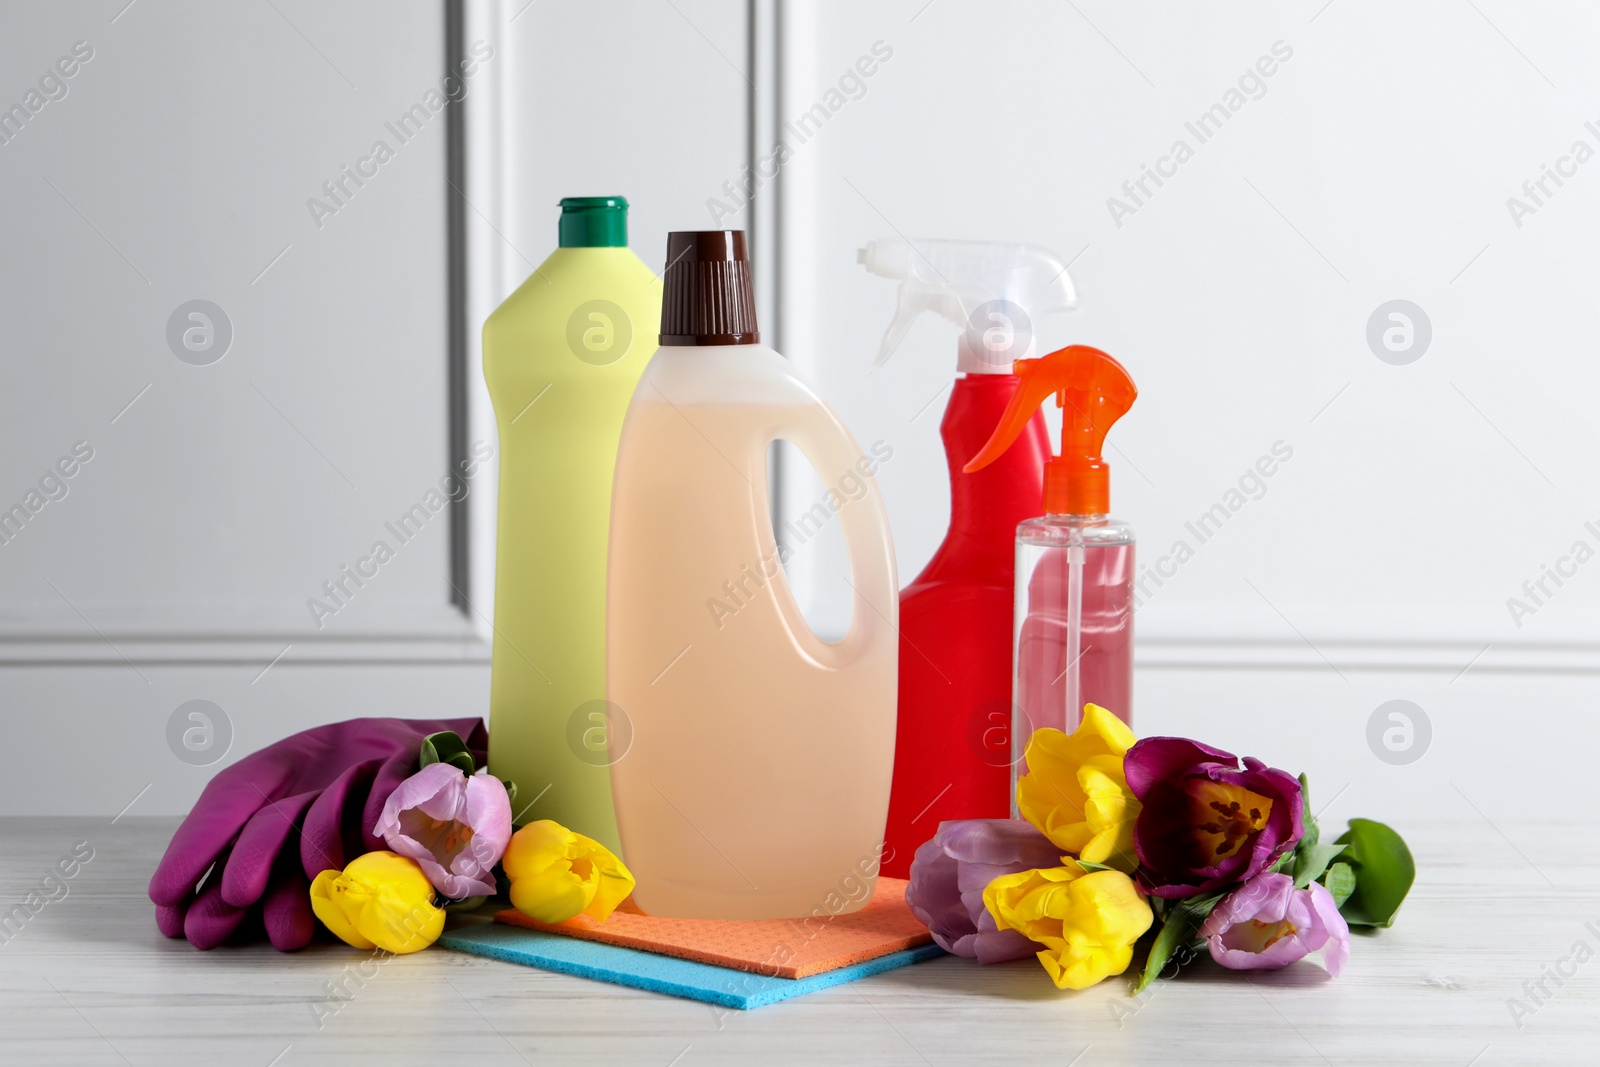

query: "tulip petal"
xmin=1200 ymin=872 xmax=1348 ymax=976
xmin=309 ymin=852 xmax=443 ymax=954
xmin=375 ymin=763 xmax=511 ymax=900
xmin=374 ymin=762 xmax=458 ymax=840
xmin=1123 ymin=736 xmax=1237 ymax=798
xmin=905 ymin=820 xmax=1066 ymax=964
xmin=310 ymin=868 xmax=375 ymax=950
xmin=1308 ymin=881 xmax=1350 ymax=977
xmin=1129 ymin=740 xmax=1303 ymax=898
xmin=984 ymin=864 xmax=1153 ymax=990
xmin=503 ymin=820 xmax=634 ymax=924
xmin=509 ymin=864 xmax=597 ymax=924
xmin=462 ymin=771 xmax=514 ymax=876
xmin=1014 ymin=707 xmax=1142 ymax=873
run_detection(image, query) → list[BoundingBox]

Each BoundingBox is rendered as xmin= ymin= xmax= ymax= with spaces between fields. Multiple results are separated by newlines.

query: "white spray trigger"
xmin=858 ymin=239 xmax=1077 ymax=374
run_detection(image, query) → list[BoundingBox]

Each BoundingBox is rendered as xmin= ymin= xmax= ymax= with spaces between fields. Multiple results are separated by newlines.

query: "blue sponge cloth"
xmin=438 ymin=922 xmax=945 ymax=1010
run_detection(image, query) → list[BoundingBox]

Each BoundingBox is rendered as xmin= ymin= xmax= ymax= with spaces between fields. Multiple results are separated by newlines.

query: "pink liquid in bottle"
xmin=1014 ymin=521 xmax=1134 ymax=762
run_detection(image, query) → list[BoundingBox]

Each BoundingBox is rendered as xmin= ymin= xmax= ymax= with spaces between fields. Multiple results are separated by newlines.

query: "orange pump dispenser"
xmin=964 ymin=344 xmax=1137 ymax=511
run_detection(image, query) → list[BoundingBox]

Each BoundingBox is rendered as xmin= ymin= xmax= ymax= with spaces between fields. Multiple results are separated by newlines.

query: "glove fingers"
xmin=341 ymin=765 xmax=377 ymax=865
xmin=360 ymin=751 xmax=419 ymax=854
xmin=149 ymin=766 xmax=295 ymax=907
xmin=154 ymin=900 xmax=188 ymax=939
xmin=300 ymin=758 xmax=381 ymax=879
xmin=183 ymin=872 xmax=249 ymax=950
xmin=263 ymin=864 xmax=314 ymax=951
xmin=221 ymin=790 xmax=319 ymax=909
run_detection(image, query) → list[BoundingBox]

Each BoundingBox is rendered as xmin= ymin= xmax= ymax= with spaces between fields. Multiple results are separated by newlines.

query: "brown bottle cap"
xmin=659 ymin=230 xmax=760 ymax=346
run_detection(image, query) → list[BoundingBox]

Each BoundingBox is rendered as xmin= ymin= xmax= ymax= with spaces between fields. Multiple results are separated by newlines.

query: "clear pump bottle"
xmin=1013 ymin=514 xmax=1134 ymax=762
xmin=965 ymin=345 xmax=1138 ymax=796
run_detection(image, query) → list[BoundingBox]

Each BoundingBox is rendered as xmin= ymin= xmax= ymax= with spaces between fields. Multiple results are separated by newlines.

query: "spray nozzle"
xmin=857 ymin=239 xmax=1078 ymax=374
xmin=964 ymin=344 xmax=1136 ymax=515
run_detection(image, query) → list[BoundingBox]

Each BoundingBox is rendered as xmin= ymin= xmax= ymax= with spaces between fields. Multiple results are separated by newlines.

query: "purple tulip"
xmin=905 ymin=819 xmax=1065 ymax=963
xmin=374 ymin=763 xmax=512 ymax=899
xmin=1198 ymin=872 xmax=1349 ymax=976
xmin=1124 ymin=737 xmax=1303 ymax=898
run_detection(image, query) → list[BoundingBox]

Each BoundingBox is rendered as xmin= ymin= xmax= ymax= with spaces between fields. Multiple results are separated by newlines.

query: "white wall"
xmin=3 ymin=0 xmax=1594 ymax=829
xmin=0 ymin=0 xmax=467 ymax=639
xmin=0 ymin=1 xmax=486 ymax=818
xmin=790 ymin=0 xmax=1600 ymax=655
xmin=769 ymin=0 xmax=1600 ymax=828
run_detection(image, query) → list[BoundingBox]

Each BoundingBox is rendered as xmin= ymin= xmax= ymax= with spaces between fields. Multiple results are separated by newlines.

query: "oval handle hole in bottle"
xmin=768 ymin=437 xmax=858 ymax=644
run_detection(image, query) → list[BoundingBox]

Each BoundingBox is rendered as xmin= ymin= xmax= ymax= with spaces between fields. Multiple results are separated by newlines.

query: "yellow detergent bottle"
xmin=483 ymin=196 xmax=661 ymax=854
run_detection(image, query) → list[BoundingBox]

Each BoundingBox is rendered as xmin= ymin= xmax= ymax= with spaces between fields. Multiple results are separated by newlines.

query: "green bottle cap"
xmin=558 ymin=196 xmax=629 ymax=248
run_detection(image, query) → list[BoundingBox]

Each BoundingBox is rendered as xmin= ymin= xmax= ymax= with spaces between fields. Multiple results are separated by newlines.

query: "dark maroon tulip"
xmin=1124 ymin=737 xmax=1303 ymax=899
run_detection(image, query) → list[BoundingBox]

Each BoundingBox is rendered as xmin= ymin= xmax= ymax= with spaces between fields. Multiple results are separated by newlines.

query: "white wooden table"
xmin=1 ymin=818 xmax=1591 ymax=1065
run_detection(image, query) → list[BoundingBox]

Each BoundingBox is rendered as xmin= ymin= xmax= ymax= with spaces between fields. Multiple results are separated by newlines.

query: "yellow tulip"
xmin=983 ymin=861 xmax=1153 ymax=990
xmin=309 ymin=851 xmax=444 ymax=954
xmin=1015 ymin=703 xmax=1141 ymax=872
xmin=501 ymin=819 xmax=635 ymax=924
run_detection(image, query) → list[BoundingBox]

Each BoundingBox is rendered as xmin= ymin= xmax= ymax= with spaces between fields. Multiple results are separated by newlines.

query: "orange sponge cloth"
xmin=493 ymin=877 xmax=933 ymax=979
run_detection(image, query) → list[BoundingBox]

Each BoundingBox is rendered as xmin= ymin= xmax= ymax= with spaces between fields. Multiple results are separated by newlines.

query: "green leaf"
xmin=1074 ymin=860 xmax=1115 ymax=874
xmin=1293 ymin=842 xmax=1346 ymax=889
xmin=1322 ymin=861 xmax=1356 ymax=908
xmin=419 ymin=730 xmax=476 ymax=775
xmin=1297 ymin=772 xmax=1319 ymax=850
xmin=1135 ymin=914 xmax=1194 ymax=995
xmin=500 ymin=777 xmax=518 ymax=807
xmin=1134 ymin=891 xmax=1222 ymax=993
xmin=1273 ymin=771 xmax=1340 ymax=887
xmin=1334 ymin=818 xmax=1415 ymax=927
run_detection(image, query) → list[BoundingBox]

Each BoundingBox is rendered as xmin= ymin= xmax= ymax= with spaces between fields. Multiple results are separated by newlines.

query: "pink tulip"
xmin=1198 ymin=872 xmax=1349 ymax=976
xmin=374 ymin=763 xmax=511 ymax=899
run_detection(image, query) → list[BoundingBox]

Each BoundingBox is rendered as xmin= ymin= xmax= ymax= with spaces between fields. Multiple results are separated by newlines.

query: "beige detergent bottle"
xmin=607 ymin=231 xmax=899 ymax=919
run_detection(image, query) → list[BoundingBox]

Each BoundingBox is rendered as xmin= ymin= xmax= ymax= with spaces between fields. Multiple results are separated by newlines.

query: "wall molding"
xmin=0 ymin=633 xmax=489 ymax=667
xmin=1138 ymin=636 xmax=1600 ymax=675
xmin=9 ymin=632 xmax=1585 ymax=673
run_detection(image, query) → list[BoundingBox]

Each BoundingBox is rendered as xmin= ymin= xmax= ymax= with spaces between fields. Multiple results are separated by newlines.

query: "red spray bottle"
xmin=858 ymin=239 xmax=1078 ymax=877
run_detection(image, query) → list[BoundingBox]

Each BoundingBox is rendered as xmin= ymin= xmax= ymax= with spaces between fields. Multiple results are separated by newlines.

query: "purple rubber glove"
xmin=150 ymin=716 xmax=487 ymax=951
